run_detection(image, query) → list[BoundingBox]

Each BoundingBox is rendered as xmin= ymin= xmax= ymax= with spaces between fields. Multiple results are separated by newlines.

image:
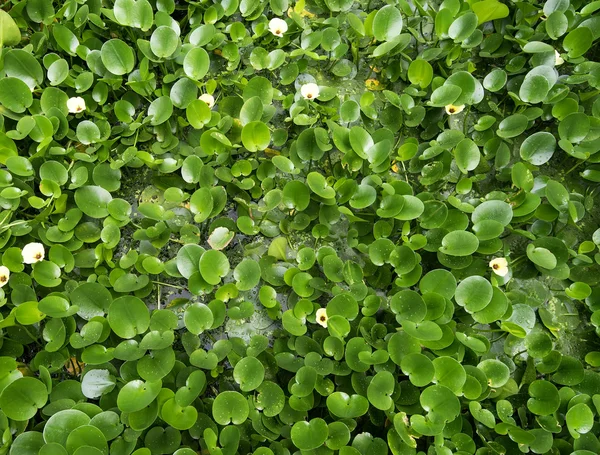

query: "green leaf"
xmin=101 ymin=39 xmax=135 ymax=75
xmin=558 ymin=112 xmax=589 ymax=143
xmin=32 ymin=261 xmax=62 ymax=287
xmin=350 ymin=184 xmax=377 ymax=209
xmin=241 ymin=121 xmax=271 ymax=151
xmin=150 ymin=26 xmax=179 ymax=58
xmin=497 ymin=114 xmax=529 ymax=138
xmin=519 ymin=75 xmax=550 ymax=104
xmin=44 ymin=410 xmax=91 ymax=445
xmin=184 ymin=48 xmax=210 ymax=80
xmin=199 ymin=250 xmax=230 ymax=285
xmin=291 ymin=419 xmax=329 ymax=450
xmin=0 ymin=377 xmax=48 ymax=421
xmin=212 ymin=391 xmax=249 ymax=425
xmin=520 ymin=132 xmax=556 ymax=165
xmin=390 ymin=290 xmax=426 ymax=323
xmin=161 ymin=398 xmax=197 ymax=431
xmin=469 ymin=402 xmax=495 ymax=428
xmin=190 ymin=187 xmax=214 ymax=222
xmin=527 ymin=380 xmax=559 ymax=415
xmin=472 ymin=200 xmax=513 ymax=226
xmin=454 ymin=138 xmax=480 ymax=173
xmin=401 ymin=353 xmax=434 ymax=387
xmin=566 ymin=403 xmax=594 ymax=437
xmin=440 ymin=231 xmax=479 ymax=256
xmin=53 ymin=24 xmax=79 ymax=55
xmin=372 ymin=6 xmax=403 ymax=42
xmin=240 ymin=97 xmax=264 ymax=125
xmin=455 ymin=276 xmax=493 ymax=312
xmin=478 ymin=359 xmax=510 ymax=387
xmin=420 ymin=384 xmax=460 ymax=423
xmin=114 ymin=0 xmax=153 ymax=30
xmin=148 ymin=96 xmax=173 ymax=126
xmin=340 ymin=100 xmax=360 ymax=122
xmin=243 ymin=77 xmax=273 ymax=104
xmin=522 ymin=41 xmax=555 ymax=53
xmin=307 ymin=172 xmax=335 ymax=199
xmin=4 ymin=50 xmax=43 ymax=90
xmin=545 ymin=179 xmax=570 ymax=211
xmin=233 ymin=357 xmax=265 ymax=391
xmin=563 ymin=27 xmax=593 ymax=58
xmin=234 ymin=259 xmax=261 ymax=291
xmin=184 ymin=303 xmax=214 ymax=335
xmin=448 ymin=12 xmax=478 ymax=42
xmin=107 ymin=296 xmax=150 ymax=339
xmin=0 ymin=78 xmax=33 ymax=113
xmin=10 ymin=433 xmax=45 ymax=454
xmin=366 ymin=371 xmax=395 ymax=410
xmin=430 ymin=85 xmax=461 ymax=106
xmin=76 ymin=121 xmax=101 ymax=144
xmin=546 ymin=11 xmax=568 ymax=39
xmin=117 ymin=379 xmax=162 ymax=413
xmin=75 ymin=186 xmax=112 ymax=218
xmin=170 ymin=78 xmax=198 ymax=109
xmin=526 ymin=244 xmax=557 ymax=270
xmin=326 ymin=392 xmax=369 ymax=418
xmin=408 ymin=59 xmax=433 ymax=88
xmin=483 ymin=69 xmax=507 ymax=92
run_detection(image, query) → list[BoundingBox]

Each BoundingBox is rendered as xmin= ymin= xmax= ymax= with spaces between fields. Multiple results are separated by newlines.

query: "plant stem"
xmin=513 ymin=349 xmax=527 ymax=360
xmin=152 ymin=281 xmax=186 ymax=290
xmin=564 ymin=160 xmax=583 ymax=175
xmin=18 ymin=325 xmax=42 ymax=346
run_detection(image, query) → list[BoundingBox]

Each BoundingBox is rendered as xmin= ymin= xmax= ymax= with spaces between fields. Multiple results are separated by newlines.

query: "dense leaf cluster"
xmin=0 ymin=0 xmax=600 ymax=454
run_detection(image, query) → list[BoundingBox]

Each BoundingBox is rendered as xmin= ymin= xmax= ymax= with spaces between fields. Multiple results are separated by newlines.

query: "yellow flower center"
xmin=492 ymin=263 xmax=500 ymax=270
xmin=319 ymin=315 xmax=326 ymax=322
xmin=35 ymin=253 xmax=42 ymax=260
xmin=448 ymin=107 xmax=456 ymax=114
xmin=0 ymin=276 xmax=6 ymax=282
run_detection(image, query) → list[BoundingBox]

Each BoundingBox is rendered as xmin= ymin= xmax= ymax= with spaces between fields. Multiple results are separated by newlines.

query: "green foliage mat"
xmin=1 ymin=0 xmax=600 ymax=454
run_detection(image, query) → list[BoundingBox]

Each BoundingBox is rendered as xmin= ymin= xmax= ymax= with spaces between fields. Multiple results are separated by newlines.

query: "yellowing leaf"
xmin=265 ymin=147 xmax=281 ymax=156
xmin=65 ymin=357 xmax=85 ymax=377
xmin=365 ymin=79 xmax=383 ymax=90
xmin=294 ymin=0 xmax=305 ymax=14
xmin=268 ymin=236 xmax=288 ymax=261
xmin=0 ymin=10 xmax=21 ymax=47
xmin=287 ymin=5 xmax=315 ymax=18
xmin=472 ymin=0 xmax=510 ymax=25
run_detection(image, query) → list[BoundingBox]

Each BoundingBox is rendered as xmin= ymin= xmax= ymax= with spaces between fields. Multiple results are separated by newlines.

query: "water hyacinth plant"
xmin=0 ymin=0 xmax=599 ymax=454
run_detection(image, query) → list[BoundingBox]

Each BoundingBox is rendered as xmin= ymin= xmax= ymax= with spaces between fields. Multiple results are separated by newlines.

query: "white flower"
xmin=445 ymin=104 xmax=465 ymax=115
xmin=199 ymin=93 xmax=215 ymax=109
xmin=268 ymin=18 xmax=288 ymax=37
xmin=489 ymin=257 xmax=509 ymax=277
xmin=301 ymin=83 xmax=320 ymax=100
xmin=67 ymin=97 xmax=86 ymax=114
xmin=315 ymin=308 xmax=328 ymax=328
xmin=0 ymin=266 xmax=9 ymax=288
xmin=22 ymin=242 xmax=45 ymax=264
xmin=555 ymin=50 xmax=564 ymax=66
